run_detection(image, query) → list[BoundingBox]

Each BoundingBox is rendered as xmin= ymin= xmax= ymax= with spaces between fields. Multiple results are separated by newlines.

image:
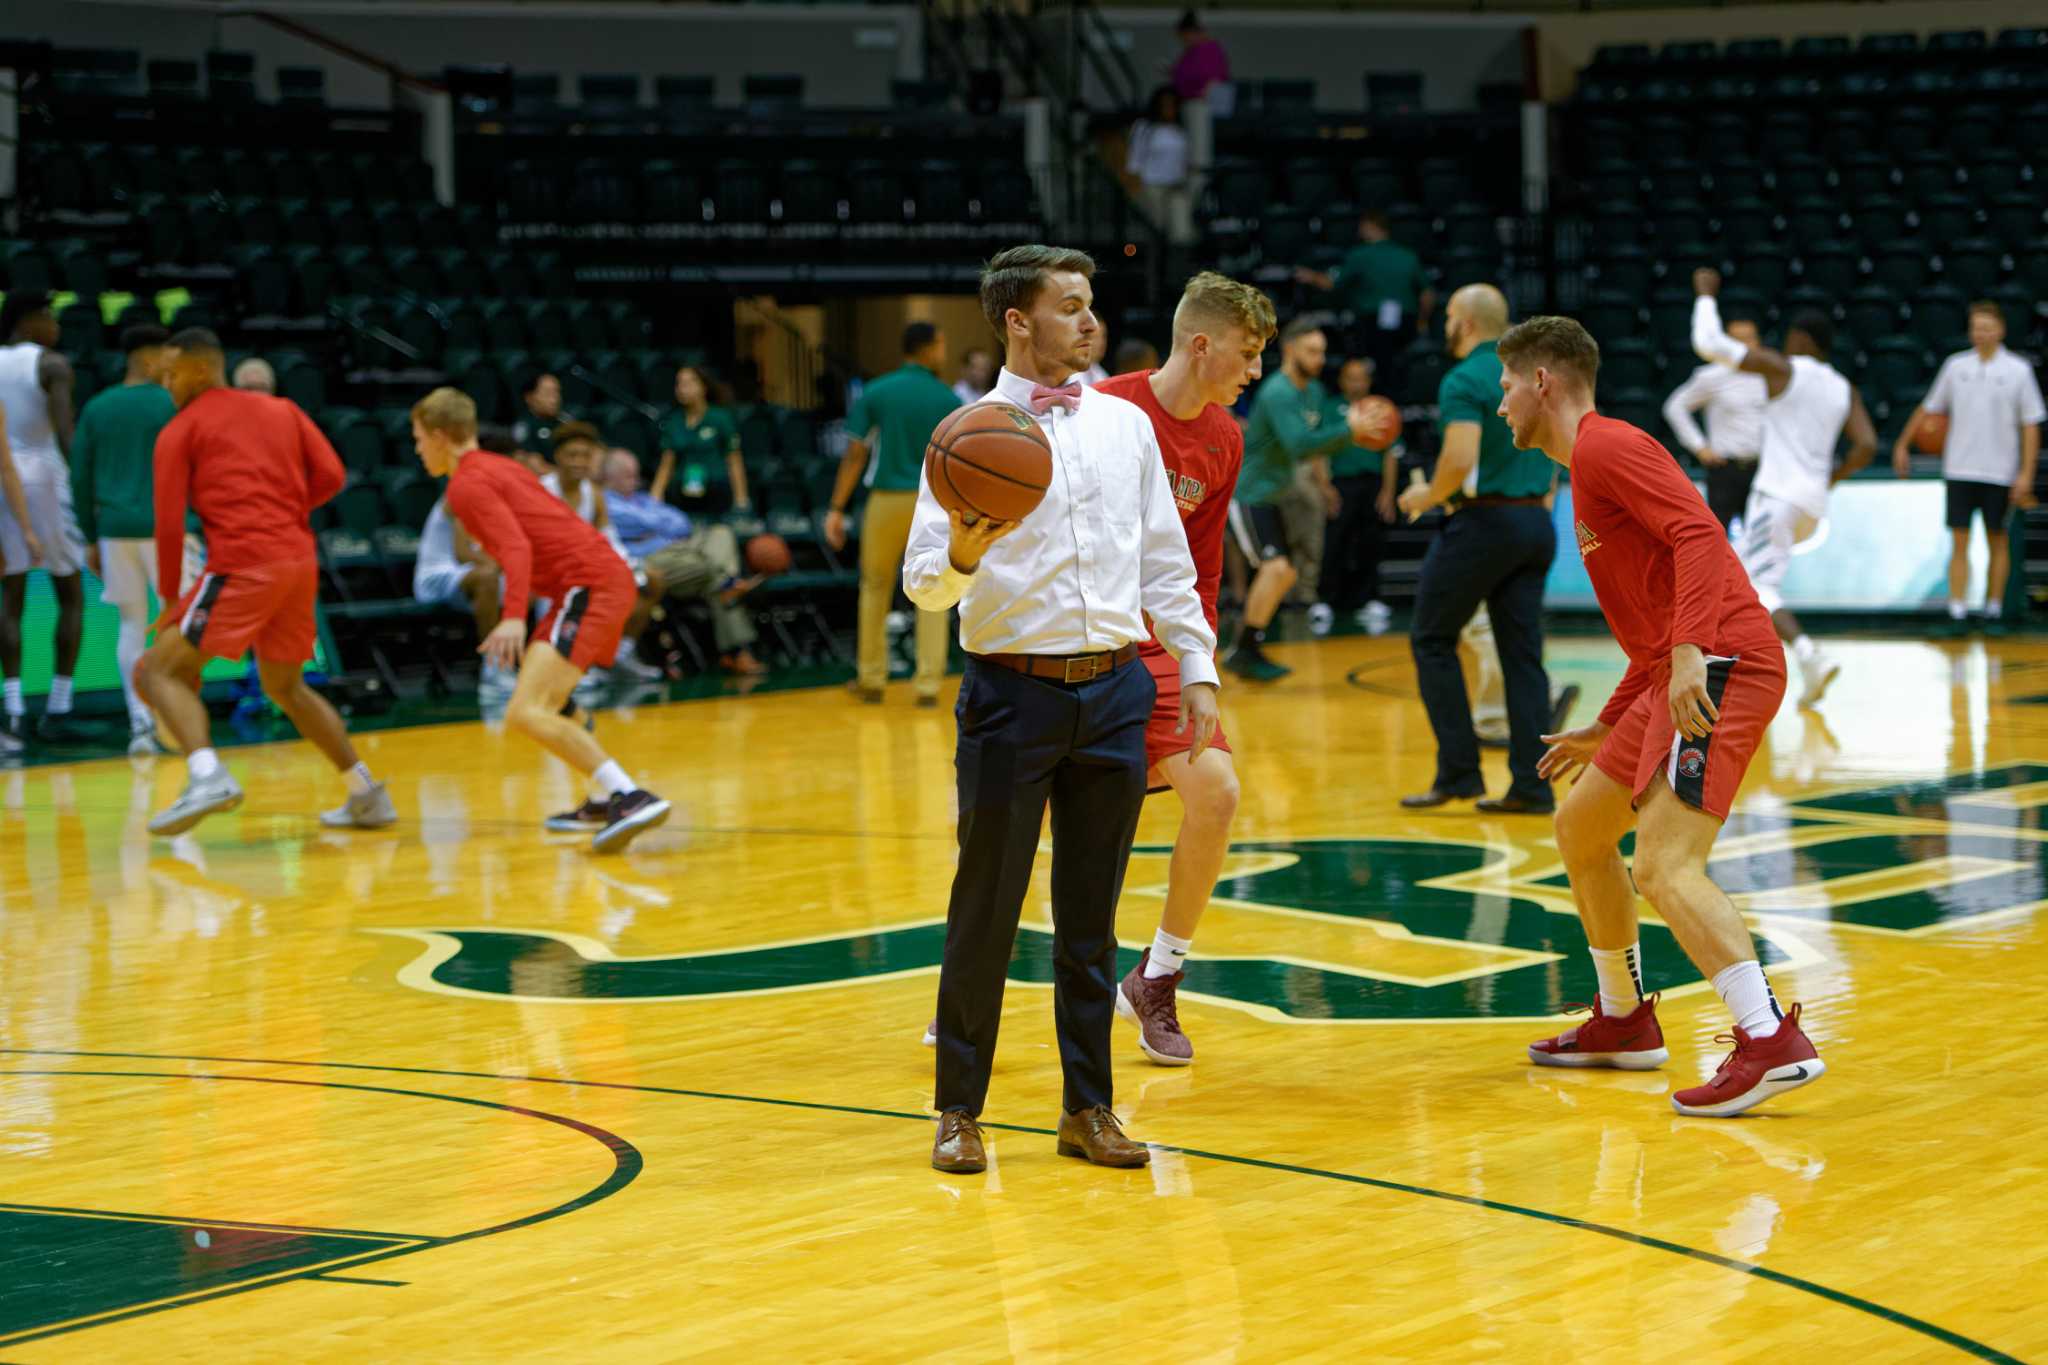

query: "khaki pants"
xmin=860 ymin=490 xmax=949 ymax=696
xmin=1279 ymin=469 xmax=1327 ymax=605
xmin=644 ymin=524 xmax=757 ymax=654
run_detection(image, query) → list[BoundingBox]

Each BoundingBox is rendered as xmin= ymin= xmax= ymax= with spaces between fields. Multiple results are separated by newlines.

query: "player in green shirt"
xmin=1227 ymin=317 xmax=1378 ymax=682
xmin=68 ymin=323 xmax=182 ymax=752
xmin=654 ymin=365 xmax=749 ymax=515
xmin=824 ymin=322 xmax=962 ymax=704
xmin=1396 ymin=284 xmax=1564 ymax=815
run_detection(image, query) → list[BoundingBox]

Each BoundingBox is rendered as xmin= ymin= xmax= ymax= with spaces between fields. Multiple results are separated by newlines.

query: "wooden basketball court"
xmin=3 ymin=630 xmax=2043 ymax=1361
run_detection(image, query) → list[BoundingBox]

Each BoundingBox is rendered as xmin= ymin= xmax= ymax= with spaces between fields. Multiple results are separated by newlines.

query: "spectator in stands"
xmin=511 ymin=371 xmax=569 ymax=469
xmin=603 ymin=449 xmax=766 ymax=676
xmin=1662 ymin=311 xmax=1767 ymax=532
xmin=1321 ymin=357 xmax=1403 ymax=633
xmin=824 ymin=322 xmax=958 ymax=705
xmin=413 ymin=496 xmax=513 ymax=693
xmin=954 ymin=348 xmax=996 ymax=405
xmin=232 ymin=357 xmax=275 ymax=394
xmin=654 ymin=364 xmax=750 ymax=514
xmin=1295 ymin=210 xmax=1434 ymax=380
xmin=1125 ymin=87 xmax=1195 ymax=246
xmin=1114 ymin=337 xmax=1161 ymax=376
xmin=69 ymin=324 xmax=184 ymax=753
xmin=1170 ymin=10 xmax=1233 ymax=116
xmin=1892 ymin=300 xmax=2048 ymax=635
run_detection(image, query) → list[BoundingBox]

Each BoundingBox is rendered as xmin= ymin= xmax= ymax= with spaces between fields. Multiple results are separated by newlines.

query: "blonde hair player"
xmin=1497 ymin=314 xmax=1825 ymax=1118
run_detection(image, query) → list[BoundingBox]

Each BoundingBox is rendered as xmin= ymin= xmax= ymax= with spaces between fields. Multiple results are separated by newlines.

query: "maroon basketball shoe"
xmin=1116 ymin=953 xmax=1194 ymax=1066
xmin=1672 ymin=1003 xmax=1825 ymax=1118
xmin=1528 ymin=995 xmax=1668 ymax=1069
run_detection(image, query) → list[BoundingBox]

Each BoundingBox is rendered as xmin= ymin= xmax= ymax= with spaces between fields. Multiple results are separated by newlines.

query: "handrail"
xmin=236 ymin=9 xmax=446 ymax=96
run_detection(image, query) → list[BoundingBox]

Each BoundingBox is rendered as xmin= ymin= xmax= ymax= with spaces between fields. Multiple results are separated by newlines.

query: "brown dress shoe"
xmin=1056 ymin=1105 xmax=1150 ymax=1167
xmin=931 ymin=1110 xmax=987 ymax=1173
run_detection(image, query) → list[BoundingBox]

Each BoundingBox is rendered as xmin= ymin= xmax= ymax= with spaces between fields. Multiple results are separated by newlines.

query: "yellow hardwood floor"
xmin=2 ymin=631 xmax=2045 ymax=1362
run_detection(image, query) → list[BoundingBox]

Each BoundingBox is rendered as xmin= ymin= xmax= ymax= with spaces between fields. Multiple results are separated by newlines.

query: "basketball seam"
xmin=932 ymin=445 xmax=1050 ymax=492
xmin=931 ymin=447 xmax=984 ymax=519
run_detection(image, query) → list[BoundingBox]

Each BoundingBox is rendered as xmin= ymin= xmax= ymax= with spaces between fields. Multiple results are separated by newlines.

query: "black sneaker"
xmin=35 ymin=711 xmax=92 ymax=744
xmin=544 ymin=797 xmax=611 ymax=834
xmin=591 ymin=789 xmax=671 ymax=854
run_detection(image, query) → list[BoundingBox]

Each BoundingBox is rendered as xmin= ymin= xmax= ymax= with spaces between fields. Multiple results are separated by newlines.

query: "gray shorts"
xmin=0 ymin=452 xmax=87 ymax=577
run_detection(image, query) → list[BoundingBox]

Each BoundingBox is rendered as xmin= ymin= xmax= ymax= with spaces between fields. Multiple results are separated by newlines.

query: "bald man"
xmin=1396 ymin=284 xmax=1562 ymax=814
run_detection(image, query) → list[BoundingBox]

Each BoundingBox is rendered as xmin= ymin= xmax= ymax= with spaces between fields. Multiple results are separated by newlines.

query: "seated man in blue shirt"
xmin=603 ymin=448 xmax=766 ymax=676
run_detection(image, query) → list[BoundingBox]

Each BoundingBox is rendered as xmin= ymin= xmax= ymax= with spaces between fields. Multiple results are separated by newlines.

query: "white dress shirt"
xmin=904 ymin=366 xmax=1218 ymax=688
xmin=1662 ymin=363 xmax=1766 ymax=462
xmin=1926 ymin=345 xmax=2048 ymax=485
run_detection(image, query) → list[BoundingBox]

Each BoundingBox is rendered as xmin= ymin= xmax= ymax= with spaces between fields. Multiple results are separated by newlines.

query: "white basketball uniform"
xmin=1737 ymin=355 xmax=1851 ymax=614
xmin=0 ymin=341 xmax=87 ymax=577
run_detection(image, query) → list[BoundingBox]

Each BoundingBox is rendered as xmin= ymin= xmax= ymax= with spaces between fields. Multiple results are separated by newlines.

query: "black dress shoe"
xmin=1400 ymin=787 xmax=1483 ymax=809
xmin=1476 ymin=793 xmax=1556 ymax=815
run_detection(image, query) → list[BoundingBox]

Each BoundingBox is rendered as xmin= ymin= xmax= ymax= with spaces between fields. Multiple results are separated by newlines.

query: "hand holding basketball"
xmin=946 ymin=508 xmax=1019 ymax=574
xmin=1348 ymin=396 xmax=1400 ymax=448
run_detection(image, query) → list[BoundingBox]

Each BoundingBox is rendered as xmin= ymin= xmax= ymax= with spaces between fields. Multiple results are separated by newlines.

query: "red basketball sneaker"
xmin=1672 ymin=1002 xmax=1825 ymax=1118
xmin=1527 ymin=995 xmax=1668 ymax=1069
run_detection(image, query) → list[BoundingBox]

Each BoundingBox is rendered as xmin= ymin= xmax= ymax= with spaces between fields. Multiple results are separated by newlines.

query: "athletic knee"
xmin=505 ymin=698 xmax=551 ymax=737
xmin=1631 ymin=846 xmax=1688 ymax=906
xmin=1185 ymin=766 xmax=1240 ymax=831
xmin=1553 ymin=804 xmax=1611 ymax=870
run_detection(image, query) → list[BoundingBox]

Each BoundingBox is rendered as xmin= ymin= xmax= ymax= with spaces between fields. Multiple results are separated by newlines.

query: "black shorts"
xmin=1946 ymin=478 xmax=2012 ymax=531
xmin=1228 ymin=501 xmax=1293 ymax=567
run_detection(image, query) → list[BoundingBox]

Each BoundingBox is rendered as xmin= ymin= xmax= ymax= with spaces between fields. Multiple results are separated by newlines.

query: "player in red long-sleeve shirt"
xmin=411 ymin=387 xmax=668 ymax=853
xmin=1493 ymin=315 xmax=1824 ymax=1119
xmin=135 ymin=329 xmax=395 ymax=835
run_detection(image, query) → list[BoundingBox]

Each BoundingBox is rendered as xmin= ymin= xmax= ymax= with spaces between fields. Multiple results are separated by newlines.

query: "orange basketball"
xmin=745 ymin=533 xmax=792 ymax=575
xmin=1914 ymin=411 xmax=1949 ymax=455
xmin=923 ymin=401 xmax=1053 ymax=524
xmin=1354 ymin=395 xmax=1401 ymax=447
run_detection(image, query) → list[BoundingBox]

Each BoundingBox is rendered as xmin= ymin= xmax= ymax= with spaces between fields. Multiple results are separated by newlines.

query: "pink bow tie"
xmin=1027 ymin=381 xmax=1083 ymax=415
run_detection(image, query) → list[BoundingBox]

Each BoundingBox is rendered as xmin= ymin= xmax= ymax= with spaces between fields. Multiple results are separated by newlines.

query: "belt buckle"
xmin=1063 ymin=654 xmax=1097 ymax=684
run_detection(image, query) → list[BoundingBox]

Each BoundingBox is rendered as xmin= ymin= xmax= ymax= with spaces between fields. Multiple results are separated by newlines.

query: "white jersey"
xmin=1753 ymin=354 xmax=1851 ymax=521
xmin=0 ymin=341 xmax=59 ymax=465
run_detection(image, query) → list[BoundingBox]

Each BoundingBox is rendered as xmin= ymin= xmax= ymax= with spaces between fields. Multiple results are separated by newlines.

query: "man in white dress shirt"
xmin=904 ymin=244 xmax=1219 ymax=1175
xmin=1662 ymin=310 xmax=1768 ymax=533
xmin=1891 ymin=301 xmax=2047 ymax=635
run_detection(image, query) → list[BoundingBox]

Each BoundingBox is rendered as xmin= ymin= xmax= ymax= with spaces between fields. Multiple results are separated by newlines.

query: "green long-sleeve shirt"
xmin=1238 ymin=371 xmax=1350 ymax=507
xmin=70 ymin=381 xmax=177 ymax=541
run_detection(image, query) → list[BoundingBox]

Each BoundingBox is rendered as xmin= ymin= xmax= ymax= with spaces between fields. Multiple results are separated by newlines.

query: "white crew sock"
xmin=343 ymin=761 xmax=375 ymax=797
xmin=188 ymin=747 xmax=222 ymax=781
xmin=1949 ymin=599 xmax=1969 ymax=620
xmin=1588 ymin=942 xmax=1644 ymax=1016
xmin=1790 ymin=635 xmax=1817 ymax=664
xmin=591 ymin=759 xmax=633 ymax=799
xmin=1984 ymin=601 xmax=2003 ymax=619
xmin=117 ymin=620 xmax=150 ymax=726
xmin=47 ymin=675 xmax=74 ymax=714
xmin=2 ymin=679 xmax=21 ymax=718
xmin=1711 ymin=959 xmax=1784 ymax=1038
xmin=1145 ymin=928 xmax=1193 ymax=978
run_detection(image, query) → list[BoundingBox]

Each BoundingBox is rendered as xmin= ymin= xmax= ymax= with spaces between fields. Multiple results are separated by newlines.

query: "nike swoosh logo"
xmin=1778 ymin=1065 xmax=1810 ymax=1082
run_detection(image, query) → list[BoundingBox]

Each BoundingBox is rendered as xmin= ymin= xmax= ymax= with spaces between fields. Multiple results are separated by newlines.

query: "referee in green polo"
xmin=1295 ymin=209 xmax=1435 ymax=380
xmin=824 ymin=321 xmax=961 ymax=706
xmin=1395 ymin=284 xmax=1559 ymax=814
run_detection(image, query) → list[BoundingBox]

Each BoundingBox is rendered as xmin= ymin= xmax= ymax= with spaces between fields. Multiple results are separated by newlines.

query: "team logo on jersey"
xmin=1678 ymin=747 xmax=1706 ymax=778
xmin=1576 ymin=520 xmax=1602 ymax=557
xmin=1167 ymin=469 xmax=1208 ymax=513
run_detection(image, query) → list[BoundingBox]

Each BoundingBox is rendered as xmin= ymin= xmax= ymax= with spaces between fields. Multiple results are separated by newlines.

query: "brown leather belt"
xmin=1460 ymin=496 xmax=1547 ymax=508
xmin=976 ymin=642 xmax=1139 ymax=684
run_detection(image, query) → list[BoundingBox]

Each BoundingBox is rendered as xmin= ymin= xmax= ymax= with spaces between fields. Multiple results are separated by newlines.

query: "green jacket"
xmin=1240 ymin=372 xmax=1350 ymax=507
xmin=846 ymin=363 xmax=960 ymax=493
xmin=70 ymin=381 xmax=177 ymax=541
xmin=1439 ymin=341 xmax=1550 ymax=499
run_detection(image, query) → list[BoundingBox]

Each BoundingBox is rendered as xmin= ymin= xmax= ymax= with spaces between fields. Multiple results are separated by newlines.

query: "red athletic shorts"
xmin=1143 ymin=644 xmax=1230 ymax=791
xmin=174 ymin=560 xmax=319 ymax=664
xmin=535 ymin=564 xmax=637 ymax=671
xmin=1591 ymin=648 xmax=1786 ymax=821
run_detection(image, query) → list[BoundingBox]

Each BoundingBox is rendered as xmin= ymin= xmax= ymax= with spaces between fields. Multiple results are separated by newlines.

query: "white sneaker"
xmin=1307 ymin=603 xmax=1334 ymax=636
xmin=320 ymin=782 xmax=398 ymax=829
xmin=1797 ymin=652 xmax=1840 ymax=708
xmin=149 ymin=771 xmax=245 ymax=836
xmin=611 ymin=640 xmax=665 ymax=682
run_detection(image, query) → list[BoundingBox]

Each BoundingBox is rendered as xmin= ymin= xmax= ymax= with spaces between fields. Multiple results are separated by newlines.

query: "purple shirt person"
xmin=1170 ymin=11 xmax=1230 ymax=102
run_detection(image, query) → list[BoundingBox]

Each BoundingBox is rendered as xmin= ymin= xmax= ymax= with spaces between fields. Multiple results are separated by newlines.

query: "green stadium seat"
xmin=1988 ymin=196 xmax=2045 ymax=251
xmin=1909 ymin=286 xmax=1970 ymax=352
xmin=1839 ymin=152 xmax=1892 ymax=201
xmin=275 ymin=354 xmax=327 ymax=412
xmin=1939 ymin=240 xmax=2002 ymax=296
xmin=327 ymin=482 xmax=386 ymax=539
xmin=1918 ymin=194 xmax=1976 ymax=243
xmin=1852 ymin=196 xmax=1909 ymax=253
xmin=1870 ymin=244 xmax=1930 ymax=297
xmin=1770 ymin=154 xmax=1829 ymax=203
xmin=1843 ymin=285 xmax=1905 ymax=352
xmin=1963 ymin=149 xmax=2023 ymax=200
xmin=1730 ymin=243 xmax=1790 ymax=296
xmin=1900 ymin=151 xmax=1955 ymax=201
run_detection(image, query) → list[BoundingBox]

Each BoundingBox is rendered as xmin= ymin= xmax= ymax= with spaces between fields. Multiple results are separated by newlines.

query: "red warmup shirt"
xmin=445 ymin=448 xmax=625 ymax=622
xmin=1093 ymin=370 xmax=1243 ymax=645
xmin=153 ymin=387 xmax=346 ymax=606
xmin=1569 ymin=411 xmax=1779 ymax=726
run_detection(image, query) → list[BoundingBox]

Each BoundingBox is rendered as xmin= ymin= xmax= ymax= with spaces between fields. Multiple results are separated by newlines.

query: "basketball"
xmin=923 ymin=401 xmax=1053 ymax=524
xmin=1914 ymin=411 xmax=1949 ymax=455
xmin=745 ymin=532 xmax=792 ymax=576
xmin=1353 ymin=395 xmax=1402 ymax=447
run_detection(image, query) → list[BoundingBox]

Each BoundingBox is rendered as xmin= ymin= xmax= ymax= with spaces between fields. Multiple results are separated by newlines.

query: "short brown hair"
xmin=1969 ymin=299 xmax=2003 ymax=325
xmin=1497 ymin=315 xmax=1601 ymax=394
xmin=552 ymin=420 xmax=605 ymax=449
xmin=980 ymin=244 xmax=1096 ymax=344
xmin=412 ymin=387 xmax=479 ymax=442
xmin=1173 ymin=271 xmax=1276 ymax=346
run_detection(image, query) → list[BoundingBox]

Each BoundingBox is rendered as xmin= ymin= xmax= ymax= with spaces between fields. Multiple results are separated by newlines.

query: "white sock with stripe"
xmin=1145 ymin=928 xmax=1192 ymax=979
xmin=3 ymin=679 xmax=21 ymax=718
xmin=1711 ymin=959 xmax=1784 ymax=1038
xmin=47 ymin=675 xmax=74 ymax=714
xmin=1588 ymin=942 xmax=1643 ymax=1016
xmin=343 ymin=762 xmax=375 ymax=797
